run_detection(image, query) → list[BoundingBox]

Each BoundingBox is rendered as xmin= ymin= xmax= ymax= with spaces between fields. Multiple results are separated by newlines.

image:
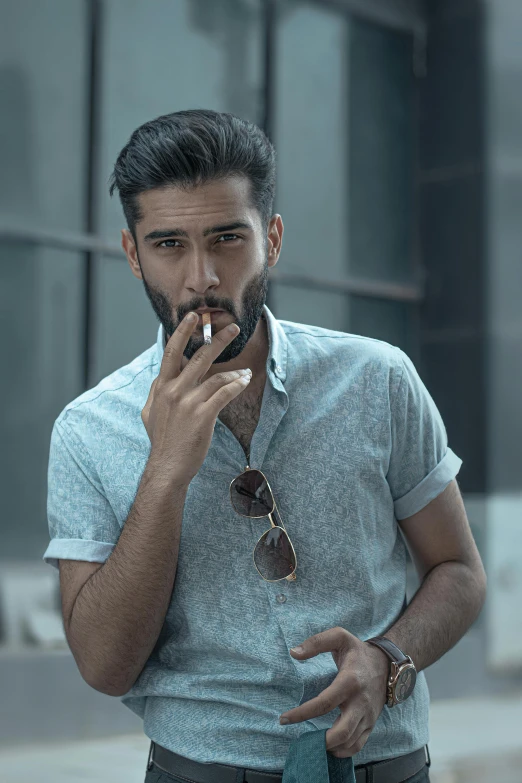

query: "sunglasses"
xmin=229 ymin=467 xmax=297 ymax=582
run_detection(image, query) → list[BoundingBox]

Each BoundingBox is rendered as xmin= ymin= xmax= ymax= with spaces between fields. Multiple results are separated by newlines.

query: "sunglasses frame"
xmin=229 ymin=466 xmax=297 ymax=583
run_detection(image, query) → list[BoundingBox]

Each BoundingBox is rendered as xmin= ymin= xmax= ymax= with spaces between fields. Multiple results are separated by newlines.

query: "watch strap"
xmin=365 ymin=635 xmax=410 ymax=665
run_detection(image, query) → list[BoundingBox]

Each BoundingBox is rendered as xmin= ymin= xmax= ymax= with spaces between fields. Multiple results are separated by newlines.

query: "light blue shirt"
xmin=44 ymin=305 xmax=461 ymax=770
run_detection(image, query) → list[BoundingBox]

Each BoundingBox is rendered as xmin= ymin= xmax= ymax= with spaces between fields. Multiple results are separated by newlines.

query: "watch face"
xmin=395 ymin=666 xmax=416 ymax=703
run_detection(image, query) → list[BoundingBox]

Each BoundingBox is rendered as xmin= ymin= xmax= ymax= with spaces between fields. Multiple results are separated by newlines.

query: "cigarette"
xmin=203 ymin=312 xmax=212 ymax=345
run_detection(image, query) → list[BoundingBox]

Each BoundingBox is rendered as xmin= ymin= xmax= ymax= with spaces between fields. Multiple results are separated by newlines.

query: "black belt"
xmin=148 ymin=741 xmax=430 ymax=783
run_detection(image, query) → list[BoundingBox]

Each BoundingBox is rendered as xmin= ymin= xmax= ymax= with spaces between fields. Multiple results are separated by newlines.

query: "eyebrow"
xmin=143 ymin=222 xmax=253 ymax=243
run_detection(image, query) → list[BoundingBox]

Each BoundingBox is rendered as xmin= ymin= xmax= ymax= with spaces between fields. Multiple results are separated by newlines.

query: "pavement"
xmin=427 ymin=695 xmax=522 ymax=783
xmin=1 ymin=695 xmax=522 ymax=783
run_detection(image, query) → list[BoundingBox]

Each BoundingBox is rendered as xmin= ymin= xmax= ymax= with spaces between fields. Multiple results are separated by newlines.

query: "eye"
xmin=217 ymin=234 xmax=240 ymax=243
xmin=158 ymin=239 xmax=182 ymax=248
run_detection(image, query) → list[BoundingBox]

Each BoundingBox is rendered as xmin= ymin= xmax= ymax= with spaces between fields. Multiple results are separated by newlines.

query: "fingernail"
xmin=280 ymin=718 xmax=290 ymax=725
xmin=186 ymin=312 xmax=197 ymax=322
xmin=291 ymin=646 xmax=304 ymax=654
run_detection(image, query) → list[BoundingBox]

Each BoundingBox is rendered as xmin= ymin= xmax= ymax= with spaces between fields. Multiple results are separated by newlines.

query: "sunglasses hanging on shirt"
xmin=229 ymin=468 xmax=297 ymax=582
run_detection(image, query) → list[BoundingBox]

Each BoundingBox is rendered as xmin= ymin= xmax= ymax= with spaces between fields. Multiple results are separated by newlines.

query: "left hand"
xmin=279 ymin=627 xmax=389 ymax=758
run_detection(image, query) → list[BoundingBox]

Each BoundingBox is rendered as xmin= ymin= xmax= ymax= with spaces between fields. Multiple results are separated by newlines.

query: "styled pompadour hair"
xmin=109 ymin=109 xmax=276 ymax=237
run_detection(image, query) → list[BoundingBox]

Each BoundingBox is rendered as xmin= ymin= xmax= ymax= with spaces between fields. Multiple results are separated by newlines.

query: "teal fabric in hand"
xmin=282 ymin=729 xmax=355 ymax=783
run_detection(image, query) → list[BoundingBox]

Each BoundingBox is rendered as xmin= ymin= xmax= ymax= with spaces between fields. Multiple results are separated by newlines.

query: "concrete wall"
xmin=485 ymin=0 xmax=522 ymax=492
xmin=418 ymin=0 xmax=522 ymax=698
xmin=0 ymin=647 xmax=141 ymax=747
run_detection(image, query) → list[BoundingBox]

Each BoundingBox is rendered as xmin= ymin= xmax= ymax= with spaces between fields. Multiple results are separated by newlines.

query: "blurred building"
xmin=0 ymin=0 xmax=521 ymax=752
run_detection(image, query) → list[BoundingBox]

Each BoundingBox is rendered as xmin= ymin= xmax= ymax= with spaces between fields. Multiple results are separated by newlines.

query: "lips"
xmin=196 ymin=310 xmax=225 ymax=324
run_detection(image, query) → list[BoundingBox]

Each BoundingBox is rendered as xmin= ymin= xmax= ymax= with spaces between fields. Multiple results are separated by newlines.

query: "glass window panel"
xmin=275 ymin=2 xmax=349 ymax=282
xmin=0 ymin=0 xmax=87 ymax=231
xmin=349 ymin=296 xmax=416 ymax=357
xmin=98 ymin=0 xmax=264 ymax=238
xmin=91 ymin=255 xmax=159 ymax=385
xmin=269 ymin=283 xmax=348 ymax=334
xmin=0 ymin=244 xmax=84 ymax=559
xmin=348 ymin=18 xmax=415 ymax=283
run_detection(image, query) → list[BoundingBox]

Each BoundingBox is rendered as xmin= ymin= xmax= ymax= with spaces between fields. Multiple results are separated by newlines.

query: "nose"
xmin=183 ymin=251 xmax=220 ymax=295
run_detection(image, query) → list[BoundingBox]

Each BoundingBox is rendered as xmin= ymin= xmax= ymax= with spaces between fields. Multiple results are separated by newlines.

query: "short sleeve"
xmin=43 ymin=419 xmax=120 ymax=569
xmin=387 ymin=349 xmax=462 ymax=520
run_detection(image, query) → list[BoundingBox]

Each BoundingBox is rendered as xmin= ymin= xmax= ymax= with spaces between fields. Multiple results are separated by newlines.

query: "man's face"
xmin=124 ymin=176 xmax=280 ymax=364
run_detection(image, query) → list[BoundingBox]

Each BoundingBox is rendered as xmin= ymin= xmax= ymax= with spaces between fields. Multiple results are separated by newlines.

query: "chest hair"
xmin=218 ymin=381 xmax=264 ymax=462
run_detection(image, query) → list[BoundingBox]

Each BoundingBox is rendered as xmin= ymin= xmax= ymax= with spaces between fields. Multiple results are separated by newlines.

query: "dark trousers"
xmin=144 ymin=760 xmax=430 ymax=783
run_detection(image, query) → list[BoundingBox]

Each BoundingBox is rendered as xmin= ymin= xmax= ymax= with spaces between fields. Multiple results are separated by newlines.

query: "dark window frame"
xmin=0 ymin=0 xmax=427 ymax=387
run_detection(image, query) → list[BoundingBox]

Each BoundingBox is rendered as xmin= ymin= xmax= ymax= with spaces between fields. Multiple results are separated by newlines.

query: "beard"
xmin=139 ymin=257 xmax=269 ymax=364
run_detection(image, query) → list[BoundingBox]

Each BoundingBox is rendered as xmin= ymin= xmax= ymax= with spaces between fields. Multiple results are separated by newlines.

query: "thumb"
xmin=142 ymin=376 xmax=159 ymax=423
xmin=290 ymin=627 xmax=355 ymax=659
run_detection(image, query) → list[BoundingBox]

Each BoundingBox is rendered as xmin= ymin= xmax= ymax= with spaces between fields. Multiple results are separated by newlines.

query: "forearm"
xmin=383 ymin=560 xmax=487 ymax=672
xmin=68 ymin=462 xmax=189 ymax=696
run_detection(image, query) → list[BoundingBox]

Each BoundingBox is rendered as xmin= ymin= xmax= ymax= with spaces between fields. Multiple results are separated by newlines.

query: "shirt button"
xmin=276 ymin=594 xmax=287 ymax=604
xmin=276 ymin=366 xmax=283 ymax=374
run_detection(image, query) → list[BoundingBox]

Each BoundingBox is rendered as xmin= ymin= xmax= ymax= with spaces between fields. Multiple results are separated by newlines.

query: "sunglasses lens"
xmin=254 ymin=528 xmax=296 ymax=581
xmin=230 ymin=470 xmax=274 ymax=517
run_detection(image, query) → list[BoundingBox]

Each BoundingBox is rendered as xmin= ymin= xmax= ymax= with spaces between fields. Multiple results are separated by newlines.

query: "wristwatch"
xmin=365 ymin=636 xmax=417 ymax=708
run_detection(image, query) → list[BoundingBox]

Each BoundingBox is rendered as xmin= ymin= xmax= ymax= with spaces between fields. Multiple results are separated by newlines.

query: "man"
xmin=44 ymin=109 xmax=486 ymax=783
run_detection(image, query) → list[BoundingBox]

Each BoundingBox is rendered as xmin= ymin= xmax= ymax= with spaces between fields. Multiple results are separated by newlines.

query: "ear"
xmin=267 ymin=214 xmax=283 ymax=269
xmin=121 ymin=229 xmax=142 ymax=279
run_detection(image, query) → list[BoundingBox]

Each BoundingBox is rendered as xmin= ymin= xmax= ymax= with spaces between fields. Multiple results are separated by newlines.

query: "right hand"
xmin=142 ymin=312 xmax=252 ymax=486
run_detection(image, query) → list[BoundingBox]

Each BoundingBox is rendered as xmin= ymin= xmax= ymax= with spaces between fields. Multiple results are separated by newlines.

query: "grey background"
xmin=1 ymin=0 xmax=522 ymax=748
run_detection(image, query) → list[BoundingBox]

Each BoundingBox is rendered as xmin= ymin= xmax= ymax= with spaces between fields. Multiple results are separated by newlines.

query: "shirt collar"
xmin=155 ymin=304 xmax=287 ymax=382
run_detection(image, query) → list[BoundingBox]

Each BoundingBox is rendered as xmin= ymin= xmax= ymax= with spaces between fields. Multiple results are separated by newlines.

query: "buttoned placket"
xmin=218 ymin=353 xmax=317 ymax=697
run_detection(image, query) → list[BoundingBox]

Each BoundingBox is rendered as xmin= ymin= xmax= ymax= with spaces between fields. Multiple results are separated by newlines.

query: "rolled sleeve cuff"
xmin=43 ymin=539 xmax=115 ymax=569
xmin=393 ymin=448 xmax=463 ymax=520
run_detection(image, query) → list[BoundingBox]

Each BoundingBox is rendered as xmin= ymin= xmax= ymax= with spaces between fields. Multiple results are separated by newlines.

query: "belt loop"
xmin=147 ymin=741 xmax=155 ymax=771
xmin=365 ymin=764 xmax=374 ymax=783
xmin=425 ymin=745 xmax=431 ymax=768
xmin=235 ymin=767 xmax=245 ymax=783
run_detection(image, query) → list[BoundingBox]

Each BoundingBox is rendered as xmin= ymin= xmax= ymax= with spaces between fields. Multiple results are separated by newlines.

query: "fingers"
xmin=279 ymin=672 xmax=354 ymax=725
xmin=158 ymin=313 xmax=241 ymax=389
xmin=289 ymin=627 xmax=353 ymax=660
xmin=328 ymin=722 xmax=371 ymax=759
xmin=202 ymin=370 xmax=253 ymax=412
xmin=326 ymin=712 xmax=364 ymax=753
xmin=179 ymin=322 xmax=241 ymax=388
xmin=197 ymin=368 xmax=252 ymax=403
xmin=157 ymin=312 xmax=199 ymax=384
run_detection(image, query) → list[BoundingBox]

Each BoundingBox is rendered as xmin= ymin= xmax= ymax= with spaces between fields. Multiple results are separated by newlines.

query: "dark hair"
xmin=109 ymin=109 xmax=276 ymax=237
